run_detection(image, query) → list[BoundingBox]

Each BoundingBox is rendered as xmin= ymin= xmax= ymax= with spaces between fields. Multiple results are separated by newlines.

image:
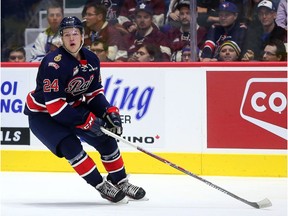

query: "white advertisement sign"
xmin=1 ymin=66 xmax=204 ymax=153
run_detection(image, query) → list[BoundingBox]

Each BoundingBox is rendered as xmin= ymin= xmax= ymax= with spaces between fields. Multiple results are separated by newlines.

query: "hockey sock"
xmin=58 ymin=135 xmax=103 ymax=187
xmin=101 ymin=148 xmax=126 ymax=184
xmin=69 ymin=150 xmax=103 ymax=187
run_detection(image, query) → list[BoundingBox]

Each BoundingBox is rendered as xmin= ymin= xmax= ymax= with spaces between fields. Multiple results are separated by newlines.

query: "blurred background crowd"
xmin=1 ymin=0 xmax=287 ymax=62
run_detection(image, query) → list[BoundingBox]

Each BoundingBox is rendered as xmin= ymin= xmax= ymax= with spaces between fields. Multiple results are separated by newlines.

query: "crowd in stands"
xmin=7 ymin=47 xmax=26 ymax=62
xmin=3 ymin=0 xmax=287 ymax=62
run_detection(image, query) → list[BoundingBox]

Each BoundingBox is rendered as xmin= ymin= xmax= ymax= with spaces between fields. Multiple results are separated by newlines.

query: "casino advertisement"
xmin=1 ymin=65 xmax=202 ymax=152
xmin=101 ymin=67 xmax=166 ymax=150
xmin=0 ymin=66 xmax=166 ymax=150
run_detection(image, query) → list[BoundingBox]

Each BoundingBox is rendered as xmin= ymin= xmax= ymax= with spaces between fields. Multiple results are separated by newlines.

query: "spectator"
xmin=200 ymin=1 xmax=247 ymax=62
xmin=82 ymin=3 xmax=127 ymax=61
xmin=128 ymin=43 xmax=163 ymax=62
xmin=196 ymin=0 xmax=245 ymax=49
xmin=241 ymin=0 xmax=287 ymax=61
xmin=118 ymin=0 xmax=166 ymax=33
xmin=165 ymin=0 xmax=182 ymax=28
xmin=84 ymin=0 xmax=124 ymax=25
xmin=197 ymin=0 xmax=221 ymax=29
xmin=167 ymin=1 xmax=191 ymax=61
xmin=275 ymin=0 xmax=287 ymax=30
xmin=181 ymin=45 xmax=194 ymax=62
xmin=197 ymin=0 xmax=244 ymax=27
xmin=262 ymin=39 xmax=287 ymax=61
xmin=242 ymin=0 xmax=262 ymax=26
xmin=242 ymin=0 xmax=281 ymax=25
xmin=124 ymin=3 xmax=171 ymax=61
xmin=167 ymin=1 xmax=202 ymax=61
xmin=90 ymin=40 xmax=111 ymax=62
xmin=218 ymin=40 xmax=241 ymax=61
xmin=7 ymin=47 xmax=26 ymax=62
xmin=196 ymin=0 xmax=221 ymax=50
xmin=83 ymin=0 xmax=128 ymax=35
xmin=30 ymin=2 xmax=63 ymax=62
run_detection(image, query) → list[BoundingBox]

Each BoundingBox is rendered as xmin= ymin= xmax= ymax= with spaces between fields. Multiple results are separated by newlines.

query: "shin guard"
xmin=69 ymin=150 xmax=102 ymax=187
xmin=101 ymin=148 xmax=126 ymax=183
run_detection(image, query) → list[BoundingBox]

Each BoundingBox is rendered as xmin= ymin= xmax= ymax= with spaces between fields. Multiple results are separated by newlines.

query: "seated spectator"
xmin=84 ymin=0 xmax=124 ymax=25
xmin=7 ymin=47 xmax=26 ymax=62
xmin=118 ymin=0 xmax=166 ymax=33
xmin=82 ymin=3 xmax=127 ymax=61
xmin=197 ymin=0 xmax=220 ymax=29
xmin=181 ymin=45 xmax=194 ymax=62
xmin=197 ymin=0 xmax=245 ymax=49
xmin=124 ymin=3 xmax=171 ymax=61
xmin=83 ymin=0 xmax=128 ymax=35
xmin=128 ymin=44 xmax=163 ymax=62
xmin=242 ymin=0 xmax=262 ymax=26
xmin=90 ymin=40 xmax=111 ymax=62
xmin=241 ymin=0 xmax=287 ymax=61
xmin=218 ymin=40 xmax=241 ymax=61
xmin=167 ymin=0 xmax=191 ymax=61
xmin=262 ymin=39 xmax=287 ymax=61
xmin=166 ymin=0 xmax=204 ymax=61
xmin=196 ymin=0 xmax=221 ymax=50
xmin=275 ymin=0 xmax=287 ymax=30
xmin=197 ymin=0 xmax=244 ymax=27
xmin=165 ymin=0 xmax=182 ymax=28
xmin=242 ymin=0 xmax=281 ymax=25
xmin=200 ymin=1 xmax=247 ymax=62
xmin=30 ymin=2 xmax=63 ymax=62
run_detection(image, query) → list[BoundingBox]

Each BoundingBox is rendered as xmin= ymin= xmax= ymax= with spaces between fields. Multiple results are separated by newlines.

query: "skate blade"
xmin=116 ymin=197 xmax=129 ymax=204
xmin=128 ymin=196 xmax=149 ymax=201
xmin=104 ymin=196 xmax=129 ymax=204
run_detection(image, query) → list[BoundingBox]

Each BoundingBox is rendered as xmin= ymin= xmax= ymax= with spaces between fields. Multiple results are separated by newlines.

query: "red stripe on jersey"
xmin=204 ymin=40 xmax=215 ymax=51
xmin=70 ymin=98 xmax=83 ymax=107
xmin=102 ymin=155 xmax=124 ymax=173
xmin=85 ymin=88 xmax=104 ymax=103
xmin=46 ymin=99 xmax=67 ymax=116
xmin=72 ymin=155 xmax=96 ymax=177
xmin=26 ymin=92 xmax=47 ymax=112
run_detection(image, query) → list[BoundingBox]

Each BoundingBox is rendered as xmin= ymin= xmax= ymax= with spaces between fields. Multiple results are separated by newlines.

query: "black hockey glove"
xmin=103 ymin=106 xmax=123 ymax=136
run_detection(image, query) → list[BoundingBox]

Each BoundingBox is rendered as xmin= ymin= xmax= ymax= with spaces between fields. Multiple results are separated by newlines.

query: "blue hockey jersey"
xmin=24 ymin=46 xmax=110 ymax=127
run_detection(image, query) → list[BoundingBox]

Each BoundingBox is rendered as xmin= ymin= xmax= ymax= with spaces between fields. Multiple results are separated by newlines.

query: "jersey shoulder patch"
xmin=48 ymin=62 xmax=60 ymax=70
xmin=44 ymin=50 xmax=64 ymax=70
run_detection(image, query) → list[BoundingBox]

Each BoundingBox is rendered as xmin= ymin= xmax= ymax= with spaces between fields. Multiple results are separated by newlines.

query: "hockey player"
xmin=24 ymin=16 xmax=146 ymax=203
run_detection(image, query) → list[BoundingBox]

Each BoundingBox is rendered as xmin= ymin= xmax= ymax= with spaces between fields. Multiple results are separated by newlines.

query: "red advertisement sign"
xmin=207 ymin=71 xmax=287 ymax=149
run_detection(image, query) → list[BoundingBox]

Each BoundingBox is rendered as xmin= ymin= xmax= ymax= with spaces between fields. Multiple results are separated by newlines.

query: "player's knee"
xmin=58 ymin=135 xmax=83 ymax=160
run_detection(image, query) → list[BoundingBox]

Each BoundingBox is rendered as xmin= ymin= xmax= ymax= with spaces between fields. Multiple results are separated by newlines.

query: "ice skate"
xmin=116 ymin=176 xmax=147 ymax=201
xmin=96 ymin=179 xmax=128 ymax=203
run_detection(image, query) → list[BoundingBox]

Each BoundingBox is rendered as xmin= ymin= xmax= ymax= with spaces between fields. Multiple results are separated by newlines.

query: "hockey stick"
xmin=100 ymin=127 xmax=272 ymax=209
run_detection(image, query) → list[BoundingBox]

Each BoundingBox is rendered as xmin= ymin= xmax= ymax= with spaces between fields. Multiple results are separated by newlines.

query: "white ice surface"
xmin=0 ymin=172 xmax=287 ymax=216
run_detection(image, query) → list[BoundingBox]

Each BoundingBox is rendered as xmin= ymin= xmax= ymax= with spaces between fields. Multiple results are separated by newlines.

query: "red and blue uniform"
xmin=25 ymin=46 xmax=109 ymax=126
xmin=24 ymin=46 xmax=126 ymax=186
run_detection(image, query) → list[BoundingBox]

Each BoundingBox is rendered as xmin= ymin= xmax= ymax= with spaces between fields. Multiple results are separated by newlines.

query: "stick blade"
xmin=257 ymin=198 xmax=272 ymax=209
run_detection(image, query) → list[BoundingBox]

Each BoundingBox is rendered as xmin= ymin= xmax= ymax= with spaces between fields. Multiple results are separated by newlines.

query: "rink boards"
xmin=1 ymin=62 xmax=287 ymax=177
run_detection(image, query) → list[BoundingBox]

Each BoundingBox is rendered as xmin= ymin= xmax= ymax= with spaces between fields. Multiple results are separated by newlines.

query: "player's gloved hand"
xmin=103 ymin=106 xmax=122 ymax=136
xmin=76 ymin=112 xmax=96 ymax=130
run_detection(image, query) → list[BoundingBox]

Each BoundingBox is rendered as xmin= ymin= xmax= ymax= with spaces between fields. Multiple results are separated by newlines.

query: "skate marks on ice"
xmin=1 ymin=172 xmax=287 ymax=216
